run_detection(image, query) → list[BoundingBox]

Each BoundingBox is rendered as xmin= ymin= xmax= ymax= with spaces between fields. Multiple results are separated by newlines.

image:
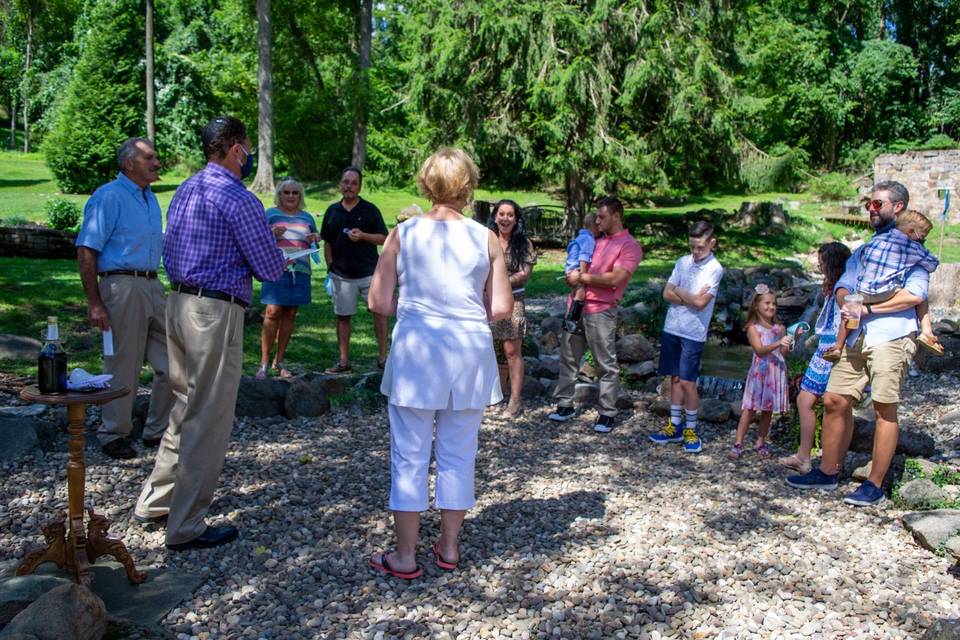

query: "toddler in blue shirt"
xmin=563 ymin=213 xmax=599 ymax=334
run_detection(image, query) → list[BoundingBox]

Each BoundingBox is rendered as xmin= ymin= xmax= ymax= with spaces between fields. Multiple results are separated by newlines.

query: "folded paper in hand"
xmin=67 ymin=368 xmax=113 ymax=391
xmin=283 ymin=247 xmax=322 ymax=261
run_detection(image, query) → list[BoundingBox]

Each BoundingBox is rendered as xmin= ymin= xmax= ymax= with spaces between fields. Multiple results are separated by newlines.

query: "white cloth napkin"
xmin=66 ymin=368 xmax=113 ymax=391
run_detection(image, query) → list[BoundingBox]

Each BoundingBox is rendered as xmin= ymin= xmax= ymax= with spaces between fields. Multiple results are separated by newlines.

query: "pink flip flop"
xmin=432 ymin=542 xmax=459 ymax=571
xmin=368 ymin=552 xmax=422 ymax=580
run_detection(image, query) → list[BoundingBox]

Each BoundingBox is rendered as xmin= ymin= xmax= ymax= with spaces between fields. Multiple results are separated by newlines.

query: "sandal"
xmin=777 ymin=454 xmax=811 ymax=473
xmin=432 ymin=542 xmax=458 ymax=571
xmin=727 ymin=443 xmax=743 ymax=460
xmin=502 ymin=399 xmax=523 ymax=419
xmin=368 ymin=552 xmax=422 ymax=580
xmin=377 ymin=358 xmax=387 ymax=370
xmin=755 ymin=443 xmax=772 ymax=459
xmin=255 ymin=364 xmax=268 ymax=380
xmin=273 ymin=361 xmax=294 ymax=378
xmin=324 ymin=361 xmax=352 ymax=374
xmin=918 ymin=334 xmax=945 ymax=356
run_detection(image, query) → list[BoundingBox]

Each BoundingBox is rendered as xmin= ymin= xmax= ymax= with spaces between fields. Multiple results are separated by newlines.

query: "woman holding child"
xmin=777 ymin=242 xmax=851 ymax=473
xmin=489 ymin=200 xmax=537 ymax=418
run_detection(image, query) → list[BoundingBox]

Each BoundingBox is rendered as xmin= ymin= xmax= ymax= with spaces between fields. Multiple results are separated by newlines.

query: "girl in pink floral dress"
xmin=729 ymin=285 xmax=792 ymax=460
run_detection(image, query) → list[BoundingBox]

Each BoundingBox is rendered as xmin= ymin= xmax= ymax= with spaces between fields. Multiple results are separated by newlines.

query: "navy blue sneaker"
xmin=649 ymin=421 xmax=684 ymax=444
xmin=843 ymin=480 xmax=886 ymax=506
xmin=682 ymin=428 xmax=702 ymax=453
xmin=785 ymin=468 xmax=839 ymax=490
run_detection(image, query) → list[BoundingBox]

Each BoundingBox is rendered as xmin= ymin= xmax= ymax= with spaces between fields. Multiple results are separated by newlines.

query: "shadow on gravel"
xmin=466 ymin=490 xmax=607 ymax=563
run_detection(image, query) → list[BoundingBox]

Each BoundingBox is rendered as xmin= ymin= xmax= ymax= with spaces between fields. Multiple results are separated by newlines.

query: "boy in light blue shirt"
xmin=563 ymin=213 xmax=599 ymax=334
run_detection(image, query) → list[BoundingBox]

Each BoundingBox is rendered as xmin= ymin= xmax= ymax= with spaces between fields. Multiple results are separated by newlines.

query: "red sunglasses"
xmin=864 ymin=198 xmax=900 ymax=211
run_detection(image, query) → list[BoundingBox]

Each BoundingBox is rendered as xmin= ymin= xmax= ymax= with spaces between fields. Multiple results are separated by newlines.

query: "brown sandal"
xmin=918 ymin=334 xmax=945 ymax=356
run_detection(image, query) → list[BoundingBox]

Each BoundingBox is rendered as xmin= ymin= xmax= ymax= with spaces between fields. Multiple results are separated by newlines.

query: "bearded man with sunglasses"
xmin=787 ymin=180 xmax=930 ymax=507
xmin=133 ymin=116 xmax=285 ymax=550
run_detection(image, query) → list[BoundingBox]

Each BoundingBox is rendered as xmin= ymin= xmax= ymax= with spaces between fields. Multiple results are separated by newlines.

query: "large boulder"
xmin=849 ymin=418 xmax=936 ymax=458
xmin=0 ymin=583 xmax=106 ymax=640
xmin=0 ymin=334 xmax=42 ymax=360
xmin=902 ymin=509 xmax=960 ymax=553
xmin=283 ymin=378 xmax=330 ymax=418
xmin=540 ymin=316 xmax=563 ymax=336
xmin=533 ymin=355 xmax=560 ymax=379
xmin=699 ymin=398 xmax=732 ymax=423
xmin=623 ymin=361 xmax=656 ymax=384
xmin=573 ymin=383 xmax=599 ymax=406
xmin=0 ymin=405 xmax=49 ymax=460
xmin=898 ymin=479 xmax=948 ymax=509
xmin=615 ymin=335 xmax=656 ymax=363
xmin=923 ymin=618 xmax=960 ymax=640
xmin=915 ymin=334 xmax=960 ymax=374
xmin=521 ymin=376 xmax=545 ymax=398
xmin=235 ymin=377 xmax=288 ymax=417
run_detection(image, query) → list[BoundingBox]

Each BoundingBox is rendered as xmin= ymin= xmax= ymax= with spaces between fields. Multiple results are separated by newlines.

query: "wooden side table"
xmin=15 ymin=384 xmax=147 ymax=585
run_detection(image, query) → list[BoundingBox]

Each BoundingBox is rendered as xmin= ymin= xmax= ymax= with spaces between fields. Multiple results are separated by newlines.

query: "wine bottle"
xmin=38 ymin=316 xmax=68 ymax=393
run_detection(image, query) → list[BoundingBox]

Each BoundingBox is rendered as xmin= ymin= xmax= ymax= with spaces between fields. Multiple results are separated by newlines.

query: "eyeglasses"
xmin=864 ymin=199 xmax=888 ymax=211
xmin=281 ymin=190 xmax=300 ymax=196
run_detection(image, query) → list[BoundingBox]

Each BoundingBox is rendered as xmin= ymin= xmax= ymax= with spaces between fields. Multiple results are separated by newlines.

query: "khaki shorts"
xmin=329 ymin=272 xmax=373 ymax=316
xmin=825 ymin=333 xmax=916 ymax=404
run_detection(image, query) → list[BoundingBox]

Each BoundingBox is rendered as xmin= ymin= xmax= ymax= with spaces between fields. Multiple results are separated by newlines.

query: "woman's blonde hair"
xmin=274 ymin=177 xmax=305 ymax=210
xmin=417 ymin=147 xmax=479 ymax=205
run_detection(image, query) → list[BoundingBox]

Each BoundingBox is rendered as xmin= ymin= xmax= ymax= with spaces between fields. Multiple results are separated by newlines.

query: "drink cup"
xmin=844 ymin=293 xmax=864 ymax=329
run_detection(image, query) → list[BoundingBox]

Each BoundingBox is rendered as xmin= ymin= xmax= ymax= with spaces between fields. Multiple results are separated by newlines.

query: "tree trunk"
xmin=250 ymin=0 xmax=275 ymax=193
xmin=21 ymin=11 xmax=32 ymax=153
xmin=9 ymin=95 xmax=16 ymax=150
xmin=145 ymin=0 xmax=155 ymax=141
xmin=351 ymin=0 xmax=372 ymax=169
xmin=563 ymin=169 xmax=588 ymax=237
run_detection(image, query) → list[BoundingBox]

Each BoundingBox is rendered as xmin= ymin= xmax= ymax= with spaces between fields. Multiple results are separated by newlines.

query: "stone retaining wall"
xmin=873 ymin=149 xmax=959 ymax=222
xmin=0 ymin=226 xmax=77 ymax=259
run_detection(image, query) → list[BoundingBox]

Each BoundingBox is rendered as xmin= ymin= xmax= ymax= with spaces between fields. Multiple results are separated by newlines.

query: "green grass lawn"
xmin=2 ymin=148 xmax=959 ymax=378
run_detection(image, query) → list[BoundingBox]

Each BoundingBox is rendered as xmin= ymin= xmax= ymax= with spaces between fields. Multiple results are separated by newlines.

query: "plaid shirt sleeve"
xmin=903 ymin=240 xmax=939 ymax=273
xmin=227 ymin=191 xmax=286 ymax=283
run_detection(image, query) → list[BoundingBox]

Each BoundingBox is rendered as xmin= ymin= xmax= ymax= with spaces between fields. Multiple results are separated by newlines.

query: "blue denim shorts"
xmin=657 ymin=332 xmax=706 ymax=382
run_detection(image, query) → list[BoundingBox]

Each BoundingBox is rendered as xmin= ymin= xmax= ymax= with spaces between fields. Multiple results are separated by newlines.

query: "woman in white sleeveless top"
xmin=367 ymin=148 xmax=513 ymax=579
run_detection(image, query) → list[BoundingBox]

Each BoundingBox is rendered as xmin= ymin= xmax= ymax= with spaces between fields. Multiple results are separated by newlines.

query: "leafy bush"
xmin=41 ymin=0 xmax=144 ymax=194
xmin=739 ymin=144 xmax=808 ymax=194
xmin=0 ymin=216 xmax=31 ymax=227
xmin=44 ymin=198 xmax=81 ymax=230
xmin=809 ymin=172 xmax=856 ymax=201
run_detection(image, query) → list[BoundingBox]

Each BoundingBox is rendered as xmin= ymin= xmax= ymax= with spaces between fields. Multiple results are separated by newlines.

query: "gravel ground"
xmin=1 ymin=372 xmax=959 ymax=640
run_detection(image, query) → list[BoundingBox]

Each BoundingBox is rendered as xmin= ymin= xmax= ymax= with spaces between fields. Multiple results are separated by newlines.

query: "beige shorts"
xmin=329 ymin=272 xmax=373 ymax=316
xmin=825 ymin=333 xmax=917 ymax=404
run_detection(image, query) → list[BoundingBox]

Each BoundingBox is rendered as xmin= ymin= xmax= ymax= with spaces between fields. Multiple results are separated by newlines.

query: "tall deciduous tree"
xmin=250 ymin=0 xmax=275 ymax=192
xmin=145 ymin=0 xmax=154 ymax=141
xmin=351 ymin=0 xmax=372 ymax=169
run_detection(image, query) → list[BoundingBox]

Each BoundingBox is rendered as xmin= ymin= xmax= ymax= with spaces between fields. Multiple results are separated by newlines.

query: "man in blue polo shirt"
xmin=76 ymin=137 xmax=173 ymax=460
xmin=787 ymin=180 xmax=927 ymax=506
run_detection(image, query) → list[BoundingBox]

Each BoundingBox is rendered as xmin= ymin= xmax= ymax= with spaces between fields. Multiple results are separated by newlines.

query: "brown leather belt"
xmin=171 ymin=283 xmax=249 ymax=308
xmin=98 ymin=269 xmax=158 ymax=279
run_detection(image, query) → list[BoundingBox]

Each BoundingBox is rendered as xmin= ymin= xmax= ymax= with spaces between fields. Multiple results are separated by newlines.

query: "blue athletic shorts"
xmin=657 ymin=332 xmax=706 ymax=382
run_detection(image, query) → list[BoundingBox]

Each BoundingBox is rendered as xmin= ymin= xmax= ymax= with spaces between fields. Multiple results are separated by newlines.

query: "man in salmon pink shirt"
xmin=548 ymin=196 xmax=643 ymax=433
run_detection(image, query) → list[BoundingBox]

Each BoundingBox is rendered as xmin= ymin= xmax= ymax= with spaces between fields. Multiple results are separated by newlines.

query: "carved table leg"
xmin=86 ymin=508 xmax=147 ymax=584
xmin=14 ymin=512 xmax=68 ymax=577
xmin=66 ymin=403 xmax=92 ymax=586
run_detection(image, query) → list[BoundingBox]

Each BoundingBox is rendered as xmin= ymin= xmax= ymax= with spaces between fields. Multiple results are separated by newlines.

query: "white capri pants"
xmin=388 ymin=400 xmax=483 ymax=512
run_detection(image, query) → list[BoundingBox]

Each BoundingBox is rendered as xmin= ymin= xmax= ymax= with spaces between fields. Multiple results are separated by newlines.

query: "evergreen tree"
xmin=42 ymin=0 xmax=143 ymax=193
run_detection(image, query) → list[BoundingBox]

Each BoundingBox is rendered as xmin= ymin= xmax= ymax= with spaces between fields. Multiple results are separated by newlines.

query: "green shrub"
xmin=41 ymin=0 xmax=144 ymax=194
xmin=809 ymin=172 xmax=857 ymax=201
xmin=44 ymin=198 xmax=81 ymax=231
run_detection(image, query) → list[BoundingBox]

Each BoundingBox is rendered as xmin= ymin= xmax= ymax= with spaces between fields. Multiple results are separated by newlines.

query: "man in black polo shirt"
xmin=320 ymin=166 xmax=389 ymax=373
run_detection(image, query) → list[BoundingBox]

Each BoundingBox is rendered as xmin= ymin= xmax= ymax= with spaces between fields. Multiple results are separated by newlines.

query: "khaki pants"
xmin=825 ymin=333 xmax=916 ymax=404
xmin=135 ymin=292 xmax=244 ymax=545
xmin=98 ymin=275 xmax=173 ymax=445
xmin=553 ymin=307 xmax=620 ymax=417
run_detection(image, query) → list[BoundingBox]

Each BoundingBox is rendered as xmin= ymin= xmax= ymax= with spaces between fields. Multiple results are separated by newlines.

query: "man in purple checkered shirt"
xmin=134 ymin=116 xmax=285 ymax=551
